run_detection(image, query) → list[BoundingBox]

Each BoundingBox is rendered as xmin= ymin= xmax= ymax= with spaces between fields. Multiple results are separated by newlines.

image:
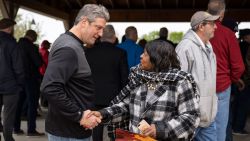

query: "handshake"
xmin=79 ymin=110 xmax=102 ymax=130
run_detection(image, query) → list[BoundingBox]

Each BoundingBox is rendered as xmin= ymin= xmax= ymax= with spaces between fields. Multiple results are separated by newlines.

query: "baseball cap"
xmin=191 ymin=11 xmax=219 ymax=28
xmin=0 ymin=18 xmax=16 ymax=29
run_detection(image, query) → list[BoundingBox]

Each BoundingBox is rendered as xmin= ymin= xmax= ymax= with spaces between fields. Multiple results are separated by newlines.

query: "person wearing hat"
xmin=231 ymin=28 xmax=250 ymax=136
xmin=176 ymin=11 xmax=219 ymax=141
xmin=207 ymin=1 xmax=245 ymax=141
xmin=0 ymin=18 xmax=25 ymax=141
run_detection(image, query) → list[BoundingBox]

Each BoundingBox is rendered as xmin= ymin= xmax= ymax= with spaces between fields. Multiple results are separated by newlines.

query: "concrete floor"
xmin=1 ymin=108 xmax=250 ymax=141
xmin=1 ymin=109 xmax=47 ymax=141
xmin=233 ymin=117 xmax=250 ymax=141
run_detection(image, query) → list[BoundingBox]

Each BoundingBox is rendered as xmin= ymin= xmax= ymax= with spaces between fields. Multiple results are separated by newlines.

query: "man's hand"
xmin=235 ymin=79 xmax=245 ymax=91
xmin=79 ymin=110 xmax=102 ymax=129
xmin=141 ymin=124 xmax=156 ymax=139
xmin=87 ymin=111 xmax=102 ymax=119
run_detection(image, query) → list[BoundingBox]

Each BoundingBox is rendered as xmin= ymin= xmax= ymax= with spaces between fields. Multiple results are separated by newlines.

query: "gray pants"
xmin=0 ymin=93 xmax=19 ymax=141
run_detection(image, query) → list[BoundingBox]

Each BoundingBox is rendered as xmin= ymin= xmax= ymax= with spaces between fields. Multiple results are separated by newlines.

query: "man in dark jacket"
xmin=40 ymin=4 xmax=110 ymax=141
xmin=155 ymin=27 xmax=176 ymax=48
xmin=14 ymin=29 xmax=44 ymax=136
xmin=86 ymin=24 xmax=129 ymax=141
xmin=0 ymin=18 xmax=24 ymax=141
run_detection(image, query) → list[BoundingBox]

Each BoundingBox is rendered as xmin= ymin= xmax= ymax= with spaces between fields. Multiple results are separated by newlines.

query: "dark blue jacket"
xmin=0 ymin=31 xmax=24 ymax=94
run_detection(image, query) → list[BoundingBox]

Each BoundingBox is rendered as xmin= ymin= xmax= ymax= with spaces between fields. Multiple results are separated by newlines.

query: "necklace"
xmin=146 ymin=81 xmax=158 ymax=90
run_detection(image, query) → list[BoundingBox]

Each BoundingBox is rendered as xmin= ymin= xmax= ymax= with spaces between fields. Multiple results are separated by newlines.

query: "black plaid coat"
xmin=100 ymin=66 xmax=200 ymax=141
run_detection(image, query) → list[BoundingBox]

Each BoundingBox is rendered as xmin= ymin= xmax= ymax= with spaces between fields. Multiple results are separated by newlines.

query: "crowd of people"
xmin=0 ymin=0 xmax=250 ymax=141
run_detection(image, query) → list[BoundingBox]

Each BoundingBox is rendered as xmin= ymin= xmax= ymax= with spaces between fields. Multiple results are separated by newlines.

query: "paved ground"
xmin=1 ymin=108 xmax=250 ymax=141
xmin=1 ymin=108 xmax=47 ymax=141
xmin=233 ymin=117 xmax=250 ymax=141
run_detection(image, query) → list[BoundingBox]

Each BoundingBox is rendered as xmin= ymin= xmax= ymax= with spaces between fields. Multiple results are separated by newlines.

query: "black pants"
xmin=14 ymin=90 xmax=26 ymax=131
xmin=14 ymin=77 xmax=40 ymax=133
xmin=0 ymin=93 xmax=19 ymax=141
xmin=92 ymin=105 xmax=111 ymax=141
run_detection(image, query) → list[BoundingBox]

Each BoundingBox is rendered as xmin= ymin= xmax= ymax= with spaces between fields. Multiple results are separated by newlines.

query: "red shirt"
xmin=39 ymin=46 xmax=49 ymax=76
xmin=210 ymin=21 xmax=245 ymax=93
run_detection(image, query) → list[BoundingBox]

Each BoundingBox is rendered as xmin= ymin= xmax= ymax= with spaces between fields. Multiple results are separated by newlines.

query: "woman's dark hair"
xmin=145 ymin=40 xmax=180 ymax=72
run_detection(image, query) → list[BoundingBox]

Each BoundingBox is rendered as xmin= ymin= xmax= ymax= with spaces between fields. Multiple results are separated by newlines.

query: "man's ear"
xmin=198 ymin=24 xmax=204 ymax=31
xmin=79 ymin=17 xmax=88 ymax=27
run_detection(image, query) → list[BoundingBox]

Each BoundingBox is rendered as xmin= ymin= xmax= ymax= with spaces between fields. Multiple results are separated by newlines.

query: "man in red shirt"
xmin=208 ymin=1 xmax=245 ymax=141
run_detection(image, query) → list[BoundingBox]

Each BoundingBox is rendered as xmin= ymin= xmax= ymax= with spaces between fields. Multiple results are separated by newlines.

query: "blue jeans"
xmin=48 ymin=133 xmax=91 ymax=141
xmin=193 ymin=121 xmax=217 ymax=141
xmin=215 ymin=86 xmax=231 ymax=141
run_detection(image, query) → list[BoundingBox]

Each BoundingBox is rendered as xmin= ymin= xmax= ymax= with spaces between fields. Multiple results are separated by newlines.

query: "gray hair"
xmin=101 ymin=24 xmax=115 ymax=42
xmin=74 ymin=4 xmax=110 ymax=25
xmin=207 ymin=0 xmax=226 ymax=15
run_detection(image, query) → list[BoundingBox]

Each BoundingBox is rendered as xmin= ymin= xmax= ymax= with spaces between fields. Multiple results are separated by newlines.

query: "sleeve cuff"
xmin=77 ymin=110 xmax=83 ymax=123
xmin=99 ymin=109 xmax=111 ymax=123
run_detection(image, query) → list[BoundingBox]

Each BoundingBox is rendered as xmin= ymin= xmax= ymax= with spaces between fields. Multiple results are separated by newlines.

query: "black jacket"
xmin=86 ymin=41 xmax=129 ymax=107
xmin=0 ymin=31 xmax=24 ymax=94
xmin=18 ymin=37 xmax=42 ymax=79
xmin=40 ymin=32 xmax=94 ymax=138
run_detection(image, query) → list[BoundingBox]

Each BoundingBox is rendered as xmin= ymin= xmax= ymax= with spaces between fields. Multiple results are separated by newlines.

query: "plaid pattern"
xmin=104 ymin=65 xmax=200 ymax=140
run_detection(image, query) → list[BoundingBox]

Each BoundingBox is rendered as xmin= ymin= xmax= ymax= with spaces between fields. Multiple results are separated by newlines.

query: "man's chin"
xmin=85 ymin=41 xmax=95 ymax=46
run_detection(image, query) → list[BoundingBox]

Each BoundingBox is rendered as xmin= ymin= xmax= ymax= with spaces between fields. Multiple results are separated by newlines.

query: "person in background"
xmin=221 ymin=18 xmax=239 ymax=141
xmin=89 ymin=40 xmax=200 ymax=141
xmin=39 ymin=40 xmax=51 ymax=107
xmin=117 ymin=26 xmax=143 ymax=70
xmin=138 ymin=39 xmax=147 ymax=49
xmin=14 ymin=29 xmax=44 ymax=136
xmin=232 ymin=29 xmax=250 ymax=136
xmin=208 ymin=1 xmax=245 ymax=141
xmin=40 ymin=4 xmax=109 ymax=141
xmin=222 ymin=18 xmax=239 ymax=33
xmin=0 ymin=18 xmax=25 ymax=141
xmin=39 ymin=40 xmax=51 ymax=77
xmin=155 ymin=27 xmax=175 ymax=48
xmin=86 ymin=24 xmax=128 ymax=141
xmin=176 ymin=11 xmax=219 ymax=141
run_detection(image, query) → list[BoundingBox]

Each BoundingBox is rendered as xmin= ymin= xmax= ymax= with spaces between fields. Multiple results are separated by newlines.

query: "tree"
xmin=14 ymin=14 xmax=43 ymax=42
xmin=0 ymin=11 xmax=43 ymax=43
xmin=141 ymin=31 xmax=159 ymax=41
xmin=141 ymin=30 xmax=183 ymax=44
xmin=169 ymin=32 xmax=183 ymax=44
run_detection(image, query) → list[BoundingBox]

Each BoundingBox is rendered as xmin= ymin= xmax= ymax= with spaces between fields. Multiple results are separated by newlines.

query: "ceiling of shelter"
xmin=4 ymin=0 xmax=250 ymax=24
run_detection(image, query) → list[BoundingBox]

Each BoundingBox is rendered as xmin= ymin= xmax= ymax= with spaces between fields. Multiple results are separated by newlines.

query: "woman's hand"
xmin=141 ymin=124 xmax=156 ymax=138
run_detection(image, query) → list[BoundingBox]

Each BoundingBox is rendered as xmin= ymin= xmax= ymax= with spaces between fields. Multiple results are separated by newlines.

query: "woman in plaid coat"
xmin=91 ymin=40 xmax=200 ymax=141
